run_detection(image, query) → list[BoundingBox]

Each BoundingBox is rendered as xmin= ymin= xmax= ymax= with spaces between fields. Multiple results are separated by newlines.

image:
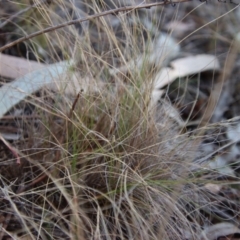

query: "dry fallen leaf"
xmin=151 ymin=54 xmax=220 ymax=104
xmin=0 ymin=58 xmax=105 ymax=123
xmin=154 ymin=54 xmax=220 ymax=90
xmin=48 ymin=72 xmax=105 ymax=95
xmin=204 ymin=183 xmax=222 ymax=194
xmin=0 ymin=60 xmax=73 ymax=119
xmin=109 ymin=32 xmax=180 ymax=75
xmin=201 ymin=222 xmax=240 ymax=240
xmin=165 ymin=20 xmax=195 ymax=38
xmin=0 ymin=53 xmax=45 ymax=79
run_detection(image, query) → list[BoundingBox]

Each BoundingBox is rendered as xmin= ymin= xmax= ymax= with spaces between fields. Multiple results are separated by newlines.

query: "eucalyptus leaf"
xmin=0 ymin=60 xmax=73 ymax=119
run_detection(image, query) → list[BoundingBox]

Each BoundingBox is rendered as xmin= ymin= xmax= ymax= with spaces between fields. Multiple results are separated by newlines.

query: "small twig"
xmin=0 ymin=0 xmax=48 ymax=29
xmin=0 ymin=134 xmax=21 ymax=164
xmin=53 ymin=92 xmax=82 ymax=164
xmin=0 ymin=114 xmax=40 ymax=120
xmin=69 ymin=92 xmax=81 ymax=119
xmin=0 ymin=0 xmax=190 ymax=52
xmin=16 ymin=173 xmax=48 ymax=194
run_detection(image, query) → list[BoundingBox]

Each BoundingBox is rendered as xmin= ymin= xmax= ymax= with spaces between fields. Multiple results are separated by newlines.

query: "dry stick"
xmin=54 ymin=92 xmax=82 ymax=162
xmin=17 ymin=174 xmax=47 ymax=194
xmin=0 ymin=0 xmax=48 ymax=29
xmin=69 ymin=92 xmax=81 ymax=120
xmin=0 ymin=115 xmax=40 ymax=119
xmin=0 ymin=134 xmax=20 ymax=164
xmin=0 ymin=0 xmax=191 ymax=53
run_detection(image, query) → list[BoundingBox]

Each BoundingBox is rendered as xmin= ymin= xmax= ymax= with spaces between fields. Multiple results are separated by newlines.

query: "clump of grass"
xmin=0 ymin=74 xmax=195 ymax=239
xmin=1 ymin=1 xmax=239 ymax=240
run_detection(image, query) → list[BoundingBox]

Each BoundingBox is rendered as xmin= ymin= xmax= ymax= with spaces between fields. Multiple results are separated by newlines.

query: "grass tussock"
xmin=1 ymin=1 xmax=239 ymax=240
